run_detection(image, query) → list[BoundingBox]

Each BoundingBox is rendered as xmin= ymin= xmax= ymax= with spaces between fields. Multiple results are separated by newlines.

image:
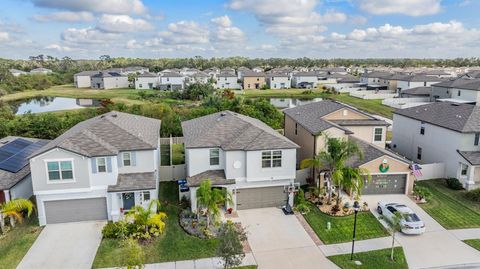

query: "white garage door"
xmin=236 ymin=186 xmax=287 ymax=210
xmin=44 ymin=198 xmax=108 ymax=224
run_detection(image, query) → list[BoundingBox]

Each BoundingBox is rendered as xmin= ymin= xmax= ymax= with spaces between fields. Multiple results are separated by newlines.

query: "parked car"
xmin=377 ymin=202 xmax=425 ymax=235
xmin=298 ymin=82 xmax=314 ymax=89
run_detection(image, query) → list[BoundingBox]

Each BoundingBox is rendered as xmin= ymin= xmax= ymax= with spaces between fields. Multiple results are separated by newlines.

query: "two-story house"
xmin=29 ymin=111 xmax=161 ymax=225
xmin=284 ymin=100 xmax=413 ymax=195
xmin=135 ymin=72 xmax=159 ymax=90
xmin=392 ymin=102 xmax=480 ymax=190
xmin=74 ymin=71 xmax=100 ymax=88
xmin=242 ymin=71 xmax=266 ymax=90
xmin=181 ymin=111 xmax=299 ymax=211
xmin=216 ymin=72 xmax=241 ymax=89
xmin=266 ymin=72 xmax=291 ymax=89
xmin=430 ymin=78 xmax=480 ymax=103
xmin=291 ymin=72 xmax=319 ymax=88
xmin=91 ymin=72 xmax=129 ymax=89
xmin=159 ymin=72 xmax=185 ymax=90
xmin=396 ymin=75 xmax=443 ymax=92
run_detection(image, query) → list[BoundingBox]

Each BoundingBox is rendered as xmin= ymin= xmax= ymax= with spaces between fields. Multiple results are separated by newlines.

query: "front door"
xmin=122 ymin=192 xmax=135 ymax=210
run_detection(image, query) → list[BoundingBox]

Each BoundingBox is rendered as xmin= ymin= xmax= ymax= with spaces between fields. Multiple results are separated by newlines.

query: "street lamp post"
xmin=351 ymin=201 xmax=360 ymax=260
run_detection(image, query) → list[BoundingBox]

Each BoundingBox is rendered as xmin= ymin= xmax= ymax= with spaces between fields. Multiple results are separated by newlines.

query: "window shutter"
xmin=131 ymin=152 xmax=137 ymax=166
xmin=117 ymin=154 xmax=123 ymax=167
xmin=107 ymin=157 xmax=113 ymax=173
xmin=91 ymin=158 xmax=97 ymax=174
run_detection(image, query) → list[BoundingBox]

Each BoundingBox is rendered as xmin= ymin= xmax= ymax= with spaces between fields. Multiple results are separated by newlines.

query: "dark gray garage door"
xmin=363 ymin=174 xmax=407 ymax=195
xmin=45 ymin=198 xmax=108 ymax=224
xmin=236 ymin=186 xmax=287 ymax=210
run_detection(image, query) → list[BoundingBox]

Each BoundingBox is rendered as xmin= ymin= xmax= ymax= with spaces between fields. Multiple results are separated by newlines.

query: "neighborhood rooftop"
xmin=346 ymin=136 xmax=409 ymax=167
xmin=181 ymin=110 xmax=298 ymax=150
xmin=31 ymin=111 xmax=161 ymax=158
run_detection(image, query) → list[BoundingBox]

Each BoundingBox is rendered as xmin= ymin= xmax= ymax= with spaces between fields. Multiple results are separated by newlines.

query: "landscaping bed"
xmin=328 ymin=247 xmax=408 ymax=269
xmin=0 ymin=217 xmax=43 ymax=269
xmin=416 ymin=179 xmax=480 ymax=229
xmin=92 ymin=182 xmax=218 ymax=268
xmin=303 ymin=203 xmax=389 ymax=244
xmin=464 ymin=239 xmax=480 ymax=251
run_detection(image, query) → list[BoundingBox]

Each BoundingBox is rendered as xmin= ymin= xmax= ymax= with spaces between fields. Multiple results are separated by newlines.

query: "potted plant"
xmin=413 ymin=186 xmax=432 ymax=203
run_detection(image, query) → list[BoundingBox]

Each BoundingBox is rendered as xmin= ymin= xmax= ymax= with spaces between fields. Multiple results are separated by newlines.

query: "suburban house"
xmin=29 ymin=111 xmax=161 ymax=225
xmin=188 ymin=71 xmax=210 ymax=84
xmin=291 ymin=72 xmax=319 ymax=88
xmin=359 ymin=71 xmax=393 ymax=86
xmin=242 ymin=71 xmax=266 ymax=90
xmin=91 ymin=72 xmax=129 ymax=89
xmin=0 ymin=136 xmax=49 ymax=204
xmin=284 ymin=100 xmax=413 ymax=195
xmin=181 ymin=111 xmax=299 ymax=211
xmin=400 ymin=86 xmax=432 ymax=98
xmin=396 ymin=75 xmax=443 ymax=92
xmin=216 ymin=72 xmax=241 ymax=89
xmin=237 ymin=67 xmax=251 ymax=79
xmin=159 ymin=72 xmax=184 ymax=90
xmin=266 ymin=72 xmax=291 ymax=89
xmin=135 ymin=72 xmax=159 ymax=90
xmin=107 ymin=66 xmax=149 ymax=75
xmin=430 ymin=78 xmax=480 ymax=103
xmin=29 ymin=67 xmax=53 ymax=75
xmin=392 ymin=102 xmax=480 ymax=190
xmin=180 ymin=68 xmax=200 ymax=77
xmin=9 ymin=69 xmax=28 ymax=77
xmin=74 ymin=71 xmax=100 ymax=88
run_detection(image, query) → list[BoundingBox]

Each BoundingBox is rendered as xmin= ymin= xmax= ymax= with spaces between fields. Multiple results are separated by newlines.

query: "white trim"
xmin=31 ymin=147 xmax=86 ymax=161
xmin=34 ymin=186 xmax=107 ymax=195
xmin=44 ymin=158 xmax=76 ymax=184
xmin=373 ymin=127 xmax=383 ymax=143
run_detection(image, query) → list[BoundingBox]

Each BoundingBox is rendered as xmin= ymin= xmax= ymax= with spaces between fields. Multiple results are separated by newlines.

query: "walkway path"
xmin=450 ymin=228 xmax=480 ymax=241
xmin=319 ymin=236 xmax=399 ymax=257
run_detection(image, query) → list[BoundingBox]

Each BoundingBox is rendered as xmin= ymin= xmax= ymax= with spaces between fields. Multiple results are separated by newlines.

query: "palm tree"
xmin=340 ymin=166 xmax=371 ymax=201
xmin=382 ymin=212 xmax=403 ymax=261
xmin=125 ymin=199 xmax=167 ymax=236
xmin=0 ymin=198 xmax=34 ymax=232
xmin=196 ymin=180 xmax=233 ymax=228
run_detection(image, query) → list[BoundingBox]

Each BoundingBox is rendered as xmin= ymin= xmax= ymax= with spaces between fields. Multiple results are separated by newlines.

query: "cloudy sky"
xmin=1 ymin=0 xmax=479 ymax=59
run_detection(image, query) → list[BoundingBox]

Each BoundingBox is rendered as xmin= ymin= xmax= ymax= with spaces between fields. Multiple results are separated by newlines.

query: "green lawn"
xmin=160 ymin=144 xmax=185 ymax=166
xmin=303 ymin=204 xmax=389 ymax=244
xmin=92 ymin=182 xmax=218 ymax=268
xmin=416 ymin=179 xmax=480 ymax=229
xmin=0 ymin=217 xmax=43 ymax=269
xmin=464 ymin=239 xmax=480 ymax=251
xmin=328 ymin=247 xmax=408 ymax=269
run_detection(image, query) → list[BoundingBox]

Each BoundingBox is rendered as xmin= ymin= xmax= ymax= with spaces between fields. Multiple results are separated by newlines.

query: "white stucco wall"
xmin=10 ymin=175 xmax=33 ymax=200
xmin=267 ymin=76 xmax=291 ymax=89
xmin=74 ymin=75 xmax=92 ymax=88
xmin=135 ymin=77 xmax=158 ymax=89
xmin=216 ymin=76 xmax=241 ymax=89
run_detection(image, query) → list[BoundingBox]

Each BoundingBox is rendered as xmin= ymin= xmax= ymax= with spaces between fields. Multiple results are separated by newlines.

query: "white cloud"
xmin=0 ymin=32 xmax=10 ymax=41
xmin=32 ymin=11 xmax=94 ymax=22
xmin=211 ymin=15 xmax=245 ymax=43
xmin=97 ymin=14 xmax=153 ymax=33
xmin=61 ymin=27 xmax=122 ymax=44
xmin=45 ymin=43 xmax=72 ymax=52
xmin=412 ymin=20 xmax=464 ymax=35
xmin=126 ymin=39 xmax=142 ymax=49
xmin=158 ymin=21 xmax=209 ymax=45
xmin=211 ymin=15 xmax=232 ymax=28
xmin=29 ymin=0 xmax=147 ymax=15
xmin=358 ymin=0 xmax=442 ymax=16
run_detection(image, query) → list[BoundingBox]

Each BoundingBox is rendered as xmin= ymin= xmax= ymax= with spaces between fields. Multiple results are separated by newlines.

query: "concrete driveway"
xmin=363 ymin=195 xmax=480 ymax=269
xmin=238 ymin=208 xmax=338 ymax=269
xmin=17 ymin=221 xmax=105 ymax=269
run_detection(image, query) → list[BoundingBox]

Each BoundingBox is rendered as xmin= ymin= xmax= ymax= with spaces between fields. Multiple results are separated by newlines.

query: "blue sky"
xmin=0 ymin=0 xmax=479 ymax=59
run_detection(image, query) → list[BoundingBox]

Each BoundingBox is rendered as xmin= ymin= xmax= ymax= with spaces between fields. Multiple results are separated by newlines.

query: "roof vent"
xmin=220 ymin=112 xmax=227 ymax=117
xmin=111 ymin=113 xmax=117 ymax=118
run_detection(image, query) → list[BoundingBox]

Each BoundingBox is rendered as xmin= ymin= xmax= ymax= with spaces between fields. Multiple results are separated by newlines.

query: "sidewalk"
xmin=319 ymin=236 xmax=399 ymax=257
xmin=449 ymin=228 xmax=480 ymax=241
xmin=131 ymin=253 xmax=256 ymax=269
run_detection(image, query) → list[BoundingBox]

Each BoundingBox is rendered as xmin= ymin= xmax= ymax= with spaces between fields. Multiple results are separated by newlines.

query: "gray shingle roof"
xmin=243 ymin=71 xmax=265 ymax=77
xmin=401 ymin=86 xmax=431 ymax=96
xmin=108 ymin=172 xmax=156 ymax=192
xmin=92 ymin=72 xmax=124 ymax=78
xmin=161 ymin=72 xmax=183 ymax=77
xmin=401 ymin=75 xmax=443 ymax=82
xmin=187 ymin=170 xmax=235 ymax=187
xmin=75 ymin=71 xmax=100 ymax=77
xmin=331 ymin=119 xmax=390 ymax=127
xmin=394 ymin=102 xmax=480 ymax=133
xmin=361 ymin=71 xmax=393 ymax=79
xmin=31 ymin=111 xmax=161 ymax=158
xmin=458 ymin=151 xmax=480 ymax=165
xmin=283 ymin=100 xmax=384 ymax=135
xmin=138 ymin=72 xmax=158 ymax=77
xmin=217 ymin=72 xmax=237 ymax=78
xmin=346 ymin=136 xmax=410 ymax=167
xmin=181 ymin=111 xmax=298 ymax=150
xmin=0 ymin=136 xmax=50 ymax=190
xmin=432 ymin=78 xmax=480 ymax=89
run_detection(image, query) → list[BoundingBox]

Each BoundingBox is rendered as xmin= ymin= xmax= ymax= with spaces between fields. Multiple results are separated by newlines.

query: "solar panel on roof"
xmin=0 ymin=139 xmax=48 ymax=173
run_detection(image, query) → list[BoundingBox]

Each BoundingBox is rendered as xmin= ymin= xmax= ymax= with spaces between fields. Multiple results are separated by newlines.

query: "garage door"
xmin=236 ymin=186 xmax=287 ymax=210
xmin=44 ymin=198 xmax=108 ymax=224
xmin=363 ymin=174 xmax=407 ymax=195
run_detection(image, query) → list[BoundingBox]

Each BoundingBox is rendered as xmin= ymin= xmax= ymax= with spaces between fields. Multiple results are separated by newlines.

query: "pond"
xmin=11 ymin=97 xmax=100 ymax=115
xmin=266 ymin=98 xmax=323 ymax=109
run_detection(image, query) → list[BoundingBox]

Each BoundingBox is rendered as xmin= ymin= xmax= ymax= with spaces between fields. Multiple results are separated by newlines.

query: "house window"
xmin=343 ymin=109 xmax=348 ymax=116
xmin=141 ymin=191 xmax=151 ymax=203
xmin=210 ymin=149 xmax=220 ymax=166
xmin=123 ymin=152 xmax=131 ymax=166
xmin=475 ymin=133 xmax=480 ymax=146
xmin=420 ymin=123 xmax=425 ymax=135
xmin=374 ymin=128 xmax=383 ymax=142
xmin=295 ymin=123 xmax=298 ymax=135
xmin=417 ymin=147 xmax=422 ymax=160
xmin=458 ymin=90 xmax=461 ymax=96
xmin=139 ymin=84 xmax=142 ymax=88
xmin=461 ymin=163 xmax=468 ymax=176
xmin=47 ymin=161 xmax=73 ymax=181
xmin=262 ymin=150 xmax=282 ymax=168
xmin=97 ymin=157 xmax=107 ymax=173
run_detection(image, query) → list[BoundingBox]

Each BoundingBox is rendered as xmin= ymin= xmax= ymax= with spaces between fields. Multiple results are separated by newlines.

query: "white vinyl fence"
xmin=349 ymin=91 xmax=397 ymax=100
xmin=414 ymin=163 xmax=446 ymax=181
xmin=382 ymin=97 xmax=430 ymax=109
xmin=159 ymin=165 xmax=186 ymax=181
xmin=295 ymin=168 xmax=311 ymax=185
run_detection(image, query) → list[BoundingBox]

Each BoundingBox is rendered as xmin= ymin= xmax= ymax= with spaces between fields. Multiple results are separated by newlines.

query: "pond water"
xmin=12 ymin=97 xmax=100 ymax=115
xmin=266 ymin=98 xmax=323 ymax=109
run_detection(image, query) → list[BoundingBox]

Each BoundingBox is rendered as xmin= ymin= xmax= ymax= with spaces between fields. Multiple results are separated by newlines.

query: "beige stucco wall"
xmin=315 ymin=127 xmax=347 ymax=155
xmin=360 ymin=155 xmax=413 ymax=194
xmin=243 ymin=76 xmax=266 ymax=89
xmin=345 ymin=125 xmax=387 ymax=148
xmin=284 ymin=115 xmax=315 ymax=166
xmin=322 ymin=108 xmax=370 ymax=121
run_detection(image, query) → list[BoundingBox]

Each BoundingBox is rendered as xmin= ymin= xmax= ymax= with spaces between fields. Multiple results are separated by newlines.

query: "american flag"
xmin=412 ymin=163 xmax=423 ymax=178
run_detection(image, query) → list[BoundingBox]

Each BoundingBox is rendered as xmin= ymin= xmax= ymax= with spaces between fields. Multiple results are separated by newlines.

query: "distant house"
xmin=135 ymin=72 xmax=159 ymax=90
xmin=216 ymin=72 xmax=241 ymax=89
xmin=396 ymin=75 xmax=443 ymax=92
xmin=430 ymin=78 xmax=480 ymax=103
xmin=266 ymin=72 xmax=291 ymax=89
xmin=159 ymin=72 xmax=184 ymax=90
xmin=237 ymin=67 xmax=251 ymax=79
xmin=188 ymin=71 xmax=210 ymax=84
xmin=181 ymin=68 xmax=200 ymax=77
xmin=252 ymin=66 xmax=264 ymax=73
xmin=30 ymin=67 xmax=52 ymax=75
xmin=359 ymin=71 xmax=393 ymax=86
xmin=91 ymin=71 xmax=129 ymax=89
xmin=0 ymin=136 xmax=49 ymax=204
xmin=242 ymin=71 xmax=266 ymax=90
xmin=317 ymin=67 xmax=348 ymax=75
xmin=9 ymin=69 xmax=28 ymax=77
xmin=400 ymin=86 xmax=432 ymax=98
xmin=107 ymin=66 xmax=149 ymax=75
xmin=420 ymin=70 xmax=452 ymax=78
xmin=291 ymin=72 xmax=318 ymax=88
xmin=74 ymin=71 xmax=100 ymax=88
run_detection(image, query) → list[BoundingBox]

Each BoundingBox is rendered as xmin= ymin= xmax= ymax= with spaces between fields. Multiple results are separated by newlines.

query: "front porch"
xmin=456 ymin=151 xmax=480 ymax=190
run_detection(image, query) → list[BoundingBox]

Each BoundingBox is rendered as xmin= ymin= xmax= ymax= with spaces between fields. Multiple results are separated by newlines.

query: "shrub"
xmin=465 ymin=188 xmax=480 ymax=202
xmin=302 ymin=90 xmax=313 ymax=95
xmin=445 ymin=178 xmax=464 ymax=190
xmin=119 ymin=238 xmax=145 ymax=269
xmin=331 ymin=204 xmax=340 ymax=215
xmin=413 ymin=185 xmax=432 ymax=201
xmin=102 ymin=221 xmax=129 ymax=239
